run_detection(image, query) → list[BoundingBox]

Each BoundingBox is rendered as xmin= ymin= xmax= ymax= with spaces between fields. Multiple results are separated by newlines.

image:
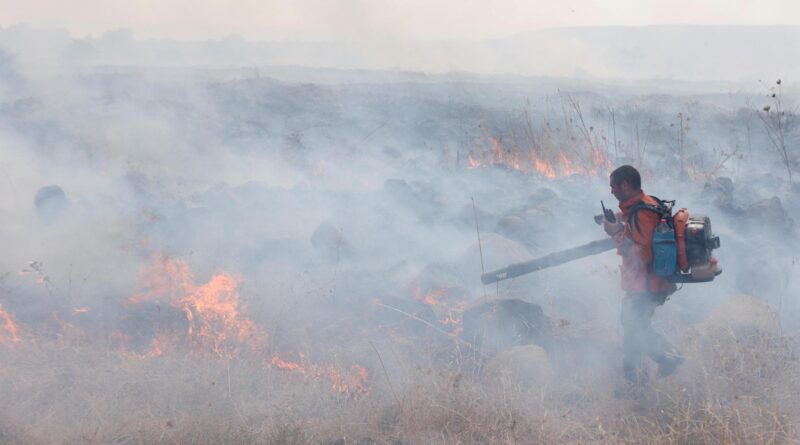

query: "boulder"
xmin=495 ymin=214 xmax=528 ymax=241
xmin=461 ymin=298 xmax=551 ymax=352
xmin=701 ymin=177 xmax=736 ymax=211
xmin=456 ymin=233 xmax=535 ymax=285
xmin=495 ymin=205 xmax=555 ymax=249
xmin=34 ymin=185 xmax=69 ymax=224
xmin=683 ymin=295 xmax=784 ymax=382
xmin=311 ymin=221 xmax=351 ymax=258
xmin=742 ymin=197 xmax=794 ymax=233
xmin=382 ymin=178 xmax=441 ymax=222
xmin=699 ymin=295 xmax=781 ymax=337
xmin=452 ymin=203 xmax=494 ymax=229
xmin=525 ymin=187 xmax=559 ymax=207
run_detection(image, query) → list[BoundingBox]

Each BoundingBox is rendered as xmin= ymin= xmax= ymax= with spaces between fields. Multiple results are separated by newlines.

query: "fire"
xmin=466 ymin=135 xmax=613 ymax=179
xmin=127 ymin=254 xmax=371 ymax=395
xmin=140 ymin=333 xmax=171 ymax=359
xmin=270 ymin=354 xmax=370 ymax=397
xmin=533 ymin=155 xmax=556 ymax=178
xmin=130 ymin=254 xmax=263 ymax=356
xmin=178 ymin=273 xmax=260 ymax=355
xmin=0 ymin=304 xmax=20 ymax=343
xmin=414 ymin=288 xmax=466 ymax=334
xmin=329 ymin=364 xmax=369 ymax=395
xmin=271 ymin=355 xmax=304 ymax=372
xmin=415 ymin=288 xmax=447 ymax=306
xmin=72 ymin=307 xmax=90 ymax=315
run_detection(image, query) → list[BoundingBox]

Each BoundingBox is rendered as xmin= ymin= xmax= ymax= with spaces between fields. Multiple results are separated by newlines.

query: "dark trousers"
xmin=621 ymin=293 xmax=675 ymax=383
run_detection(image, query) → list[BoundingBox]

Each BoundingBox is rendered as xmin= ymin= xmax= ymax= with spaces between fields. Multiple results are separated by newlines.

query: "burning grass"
xmin=0 ymin=332 xmax=796 ymax=444
xmin=466 ymin=135 xmax=614 ymax=179
xmin=0 ymin=256 xmax=798 ymax=444
xmin=0 ymin=298 xmax=798 ymax=444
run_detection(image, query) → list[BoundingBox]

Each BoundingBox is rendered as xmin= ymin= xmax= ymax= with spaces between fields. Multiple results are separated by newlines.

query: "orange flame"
xmin=466 ymin=135 xmax=613 ymax=179
xmin=533 ymin=154 xmax=556 ymax=178
xmin=269 ymin=354 xmax=370 ymax=397
xmin=271 ymin=354 xmax=304 ymax=372
xmin=0 ymin=305 xmax=20 ymax=343
xmin=414 ymin=288 xmax=466 ymax=334
xmin=130 ymin=254 xmax=263 ymax=356
xmin=139 ymin=333 xmax=172 ymax=359
xmin=129 ymin=254 xmax=370 ymax=396
xmin=178 ymin=273 xmax=260 ymax=355
xmin=414 ymin=288 xmax=448 ymax=306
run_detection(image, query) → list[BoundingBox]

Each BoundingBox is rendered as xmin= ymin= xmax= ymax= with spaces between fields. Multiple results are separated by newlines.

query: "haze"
xmin=2 ymin=0 xmax=798 ymax=41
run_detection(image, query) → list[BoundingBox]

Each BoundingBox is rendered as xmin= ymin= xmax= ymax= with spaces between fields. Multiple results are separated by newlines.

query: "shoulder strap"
xmin=627 ymin=196 xmax=673 ymax=234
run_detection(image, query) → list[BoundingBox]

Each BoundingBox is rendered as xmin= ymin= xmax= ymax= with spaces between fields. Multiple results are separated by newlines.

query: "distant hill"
xmin=1 ymin=24 xmax=798 ymax=82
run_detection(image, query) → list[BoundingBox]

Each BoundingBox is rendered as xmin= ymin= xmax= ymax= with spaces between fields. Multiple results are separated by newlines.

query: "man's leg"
xmin=621 ymin=296 xmax=651 ymax=384
xmin=640 ymin=294 xmax=684 ymax=377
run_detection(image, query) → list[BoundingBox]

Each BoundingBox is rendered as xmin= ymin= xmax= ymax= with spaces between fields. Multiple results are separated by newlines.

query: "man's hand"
xmin=603 ymin=217 xmax=624 ymax=237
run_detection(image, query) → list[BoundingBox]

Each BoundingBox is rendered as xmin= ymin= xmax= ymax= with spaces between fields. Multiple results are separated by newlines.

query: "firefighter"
xmin=603 ymin=165 xmax=684 ymax=385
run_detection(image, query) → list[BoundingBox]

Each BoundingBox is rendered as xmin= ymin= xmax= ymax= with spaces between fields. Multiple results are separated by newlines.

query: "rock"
xmin=34 ymin=185 xmax=69 ymax=224
xmin=525 ymin=187 xmax=559 ymax=206
xmin=484 ymin=344 xmax=553 ymax=384
xmin=495 ymin=214 xmax=528 ymax=240
xmin=683 ymin=295 xmax=784 ymax=381
xmin=495 ymin=205 xmax=555 ymax=249
xmin=311 ymin=221 xmax=351 ymax=258
xmin=461 ymin=299 xmax=551 ymax=352
xmin=521 ymin=206 xmax=556 ymax=234
xmin=383 ymin=178 xmax=441 ymax=222
xmin=699 ymin=295 xmax=781 ymax=337
xmin=457 ymin=233 xmax=534 ymax=278
xmin=452 ymin=203 xmax=493 ymax=229
xmin=702 ymin=177 xmax=736 ymax=210
xmin=734 ymin=257 xmax=791 ymax=297
xmin=742 ymin=197 xmax=794 ymax=233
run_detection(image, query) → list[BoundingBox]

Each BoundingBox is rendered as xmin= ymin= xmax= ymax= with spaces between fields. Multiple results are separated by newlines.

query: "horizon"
xmin=1 ymin=0 xmax=798 ymax=42
xmin=2 ymin=21 xmax=800 ymax=43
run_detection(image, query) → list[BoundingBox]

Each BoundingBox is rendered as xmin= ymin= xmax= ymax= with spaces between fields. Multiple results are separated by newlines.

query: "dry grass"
xmin=0 ymin=306 xmax=798 ymax=445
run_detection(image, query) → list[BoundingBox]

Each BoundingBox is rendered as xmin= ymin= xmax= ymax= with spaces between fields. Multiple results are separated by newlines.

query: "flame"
xmin=178 ymin=272 xmax=260 ymax=355
xmin=532 ymin=153 xmax=557 ymax=178
xmin=271 ymin=355 xmax=304 ymax=372
xmin=269 ymin=354 xmax=370 ymax=397
xmin=414 ymin=288 xmax=466 ymax=334
xmin=466 ymin=135 xmax=613 ymax=179
xmin=130 ymin=254 xmax=263 ymax=356
xmin=140 ymin=333 xmax=171 ymax=359
xmin=72 ymin=307 xmax=90 ymax=315
xmin=328 ymin=364 xmax=369 ymax=395
xmin=415 ymin=288 xmax=448 ymax=306
xmin=0 ymin=305 xmax=20 ymax=343
xmin=124 ymin=254 xmax=370 ymax=396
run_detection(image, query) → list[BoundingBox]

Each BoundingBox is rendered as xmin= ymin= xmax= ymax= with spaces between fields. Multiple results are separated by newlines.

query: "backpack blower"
xmin=481 ymin=197 xmax=721 ymax=285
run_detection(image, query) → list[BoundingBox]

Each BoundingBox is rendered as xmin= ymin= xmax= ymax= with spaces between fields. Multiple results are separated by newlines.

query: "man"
xmin=603 ymin=165 xmax=683 ymax=385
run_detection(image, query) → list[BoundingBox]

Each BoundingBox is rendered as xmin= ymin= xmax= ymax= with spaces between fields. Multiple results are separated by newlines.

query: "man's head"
xmin=609 ymin=165 xmax=641 ymax=202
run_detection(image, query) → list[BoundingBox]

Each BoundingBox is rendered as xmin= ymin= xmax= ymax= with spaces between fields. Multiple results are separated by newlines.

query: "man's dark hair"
xmin=610 ymin=165 xmax=641 ymax=190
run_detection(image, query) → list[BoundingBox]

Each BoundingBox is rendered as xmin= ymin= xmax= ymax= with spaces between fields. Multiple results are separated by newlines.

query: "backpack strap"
xmin=626 ymin=196 xmax=673 ymax=234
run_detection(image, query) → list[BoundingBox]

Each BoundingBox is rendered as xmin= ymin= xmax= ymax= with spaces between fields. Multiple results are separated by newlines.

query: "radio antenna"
xmin=471 ymin=196 xmax=488 ymax=301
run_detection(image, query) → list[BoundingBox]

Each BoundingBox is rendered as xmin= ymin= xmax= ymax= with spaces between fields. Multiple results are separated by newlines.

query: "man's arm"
xmin=603 ymin=211 xmax=629 ymax=253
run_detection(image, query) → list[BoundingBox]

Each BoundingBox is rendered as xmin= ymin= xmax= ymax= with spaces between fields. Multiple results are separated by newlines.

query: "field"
xmin=0 ymin=48 xmax=799 ymax=443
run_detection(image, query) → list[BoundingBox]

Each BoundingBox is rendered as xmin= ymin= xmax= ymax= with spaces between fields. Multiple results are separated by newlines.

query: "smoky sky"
xmin=1 ymin=0 xmax=799 ymax=41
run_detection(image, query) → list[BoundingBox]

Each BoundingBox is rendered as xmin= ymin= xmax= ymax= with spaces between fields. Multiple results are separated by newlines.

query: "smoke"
xmin=0 ymin=24 xmax=798 ymax=443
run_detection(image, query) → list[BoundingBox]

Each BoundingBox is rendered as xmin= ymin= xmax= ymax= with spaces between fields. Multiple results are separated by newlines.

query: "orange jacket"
xmin=610 ymin=191 xmax=677 ymax=296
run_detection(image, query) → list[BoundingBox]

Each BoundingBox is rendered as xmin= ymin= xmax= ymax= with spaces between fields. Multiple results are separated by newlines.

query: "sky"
xmin=0 ymin=0 xmax=797 ymax=42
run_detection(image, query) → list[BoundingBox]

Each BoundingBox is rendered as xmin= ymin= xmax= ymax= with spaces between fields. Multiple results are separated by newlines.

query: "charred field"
xmin=1 ymin=60 xmax=799 ymax=444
